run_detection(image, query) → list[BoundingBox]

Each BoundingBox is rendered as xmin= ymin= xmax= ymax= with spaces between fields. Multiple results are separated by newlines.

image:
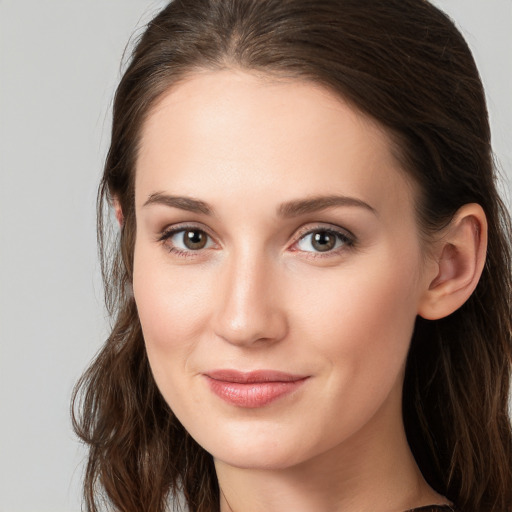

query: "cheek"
xmin=288 ymin=252 xmax=421 ymax=386
xmin=274 ymin=255 xmax=421 ymax=451
xmin=132 ymin=245 xmax=214 ymax=380
xmin=135 ymin=274 xmax=209 ymax=344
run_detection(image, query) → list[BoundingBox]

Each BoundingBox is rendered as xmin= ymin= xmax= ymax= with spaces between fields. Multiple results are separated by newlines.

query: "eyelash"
xmin=291 ymin=225 xmax=355 ymax=258
xmin=157 ymin=224 xmax=215 ymax=259
xmin=157 ymin=223 xmax=356 ymax=259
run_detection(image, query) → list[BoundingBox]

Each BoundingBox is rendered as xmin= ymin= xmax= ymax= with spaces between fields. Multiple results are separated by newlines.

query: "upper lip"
xmin=204 ymin=369 xmax=308 ymax=383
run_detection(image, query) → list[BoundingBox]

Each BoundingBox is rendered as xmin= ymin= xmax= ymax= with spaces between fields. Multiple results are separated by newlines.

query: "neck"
xmin=215 ymin=383 xmax=446 ymax=512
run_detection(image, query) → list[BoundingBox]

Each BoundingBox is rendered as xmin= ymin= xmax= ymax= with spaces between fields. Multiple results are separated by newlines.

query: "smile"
xmin=203 ymin=370 xmax=309 ymax=408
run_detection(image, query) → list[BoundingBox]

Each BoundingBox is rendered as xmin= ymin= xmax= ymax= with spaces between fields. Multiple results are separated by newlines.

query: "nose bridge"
xmin=213 ymin=244 xmax=286 ymax=346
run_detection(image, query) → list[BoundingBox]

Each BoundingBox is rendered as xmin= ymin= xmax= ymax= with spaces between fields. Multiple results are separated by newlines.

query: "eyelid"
xmin=157 ymin=222 xmax=216 ymax=242
xmin=292 ymin=223 xmax=355 ymax=241
xmin=288 ymin=223 xmax=356 ymax=256
xmin=157 ymin=222 xmax=220 ymax=257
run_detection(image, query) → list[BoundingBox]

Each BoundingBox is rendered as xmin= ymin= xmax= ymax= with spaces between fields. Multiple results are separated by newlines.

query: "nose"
xmin=212 ymin=249 xmax=288 ymax=347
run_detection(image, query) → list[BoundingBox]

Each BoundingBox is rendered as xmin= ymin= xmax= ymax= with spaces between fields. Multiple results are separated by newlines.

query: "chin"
xmin=212 ymin=446 xmax=304 ymax=471
xmin=193 ymin=422 xmax=315 ymax=470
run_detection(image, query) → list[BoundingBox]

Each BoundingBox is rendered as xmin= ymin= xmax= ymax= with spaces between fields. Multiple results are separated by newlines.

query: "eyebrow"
xmin=142 ymin=192 xmax=376 ymax=217
xmin=143 ymin=192 xmax=212 ymax=215
xmin=278 ymin=195 xmax=376 ymax=217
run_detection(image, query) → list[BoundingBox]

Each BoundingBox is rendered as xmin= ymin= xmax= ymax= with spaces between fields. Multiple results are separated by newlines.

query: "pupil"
xmin=312 ymin=231 xmax=335 ymax=252
xmin=184 ymin=230 xmax=206 ymax=249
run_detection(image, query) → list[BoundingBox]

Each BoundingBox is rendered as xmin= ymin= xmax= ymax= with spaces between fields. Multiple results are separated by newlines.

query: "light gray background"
xmin=0 ymin=1 xmax=510 ymax=511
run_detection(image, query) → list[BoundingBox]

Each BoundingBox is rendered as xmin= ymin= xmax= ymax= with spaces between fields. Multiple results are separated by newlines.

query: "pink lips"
xmin=204 ymin=370 xmax=309 ymax=408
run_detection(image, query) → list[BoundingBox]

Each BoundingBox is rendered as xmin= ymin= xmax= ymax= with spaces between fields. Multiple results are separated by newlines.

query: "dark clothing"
xmin=407 ymin=506 xmax=456 ymax=512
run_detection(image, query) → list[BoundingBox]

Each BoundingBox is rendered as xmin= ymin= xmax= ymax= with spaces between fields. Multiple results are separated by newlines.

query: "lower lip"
xmin=204 ymin=376 xmax=308 ymax=408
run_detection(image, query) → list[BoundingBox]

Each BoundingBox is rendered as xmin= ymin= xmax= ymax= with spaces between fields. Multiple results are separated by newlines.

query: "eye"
xmin=295 ymin=228 xmax=353 ymax=254
xmin=159 ymin=226 xmax=215 ymax=253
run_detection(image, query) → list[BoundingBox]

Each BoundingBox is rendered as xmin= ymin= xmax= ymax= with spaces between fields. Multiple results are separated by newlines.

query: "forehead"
xmin=135 ymin=69 xmax=415 ymax=217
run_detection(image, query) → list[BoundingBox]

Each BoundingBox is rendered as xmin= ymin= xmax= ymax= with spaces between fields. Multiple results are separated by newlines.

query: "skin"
xmin=132 ymin=69 xmax=454 ymax=511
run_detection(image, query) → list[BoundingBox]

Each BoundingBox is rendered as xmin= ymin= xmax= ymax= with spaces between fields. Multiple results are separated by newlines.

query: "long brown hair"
xmin=72 ymin=1 xmax=512 ymax=511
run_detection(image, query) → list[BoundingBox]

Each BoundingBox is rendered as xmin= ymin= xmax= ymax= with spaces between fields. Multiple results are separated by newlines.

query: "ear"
xmin=418 ymin=203 xmax=487 ymax=320
xmin=113 ymin=196 xmax=124 ymax=227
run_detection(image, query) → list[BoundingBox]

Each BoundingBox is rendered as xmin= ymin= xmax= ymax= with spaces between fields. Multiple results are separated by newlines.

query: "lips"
xmin=203 ymin=370 xmax=309 ymax=408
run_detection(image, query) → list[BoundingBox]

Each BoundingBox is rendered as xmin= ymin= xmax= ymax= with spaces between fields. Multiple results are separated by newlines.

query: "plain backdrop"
xmin=0 ymin=1 xmax=510 ymax=511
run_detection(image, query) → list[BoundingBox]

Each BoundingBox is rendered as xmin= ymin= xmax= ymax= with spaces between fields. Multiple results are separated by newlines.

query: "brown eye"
xmin=160 ymin=227 xmax=214 ymax=253
xmin=182 ymin=229 xmax=208 ymax=250
xmin=311 ymin=231 xmax=336 ymax=252
xmin=296 ymin=228 xmax=353 ymax=254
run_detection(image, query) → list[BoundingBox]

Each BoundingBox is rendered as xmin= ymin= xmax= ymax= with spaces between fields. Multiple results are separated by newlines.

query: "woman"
xmin=72 ymin=0 xmax=512 ymax=511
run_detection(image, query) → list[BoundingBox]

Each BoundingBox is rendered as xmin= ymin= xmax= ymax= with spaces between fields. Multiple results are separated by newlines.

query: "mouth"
xmin=203 ymin=369 xmax=309 ymax=408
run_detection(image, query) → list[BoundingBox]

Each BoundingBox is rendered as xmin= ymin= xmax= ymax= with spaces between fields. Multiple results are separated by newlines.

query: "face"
xmin=133 ymin=69 xmax=430 ymax=470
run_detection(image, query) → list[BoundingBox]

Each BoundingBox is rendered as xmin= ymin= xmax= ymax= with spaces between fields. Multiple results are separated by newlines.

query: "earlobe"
xmin=418 ymin=203 xmax=487 ymax=320
xmin=113 ymin=197 xmax=124 ymax=228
